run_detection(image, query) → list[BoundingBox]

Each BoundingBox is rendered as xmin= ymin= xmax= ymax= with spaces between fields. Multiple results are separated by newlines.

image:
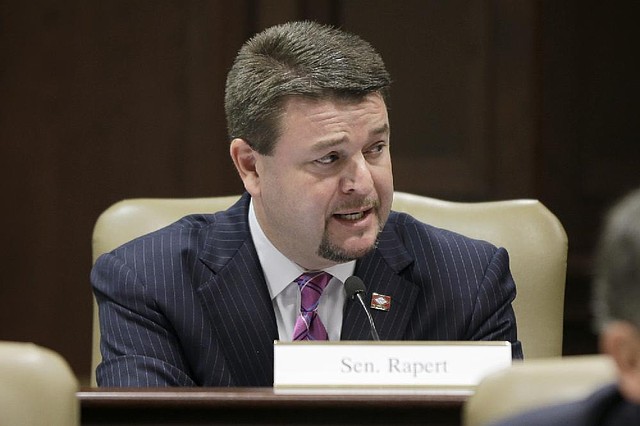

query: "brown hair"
xmin=224 ymin=21 xmax=391 ymax=155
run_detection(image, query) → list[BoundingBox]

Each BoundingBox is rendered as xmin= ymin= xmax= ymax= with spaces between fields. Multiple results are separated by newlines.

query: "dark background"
xmin=1 ymin=0 xmax=638 ymax=385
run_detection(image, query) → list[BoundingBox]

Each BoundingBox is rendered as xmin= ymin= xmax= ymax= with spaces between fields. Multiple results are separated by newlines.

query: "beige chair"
xmin=391 ymin=192 xmax=568 ymax=360
xmin=463 ymin=355 xmax=617 ymax=426
xmin=90 ymin=191 xmax=568 ymax=385
xmin=0 ymin=341 xmax=79 ymax=426
xmin=90 ymin=195 xmax=240 ymax=386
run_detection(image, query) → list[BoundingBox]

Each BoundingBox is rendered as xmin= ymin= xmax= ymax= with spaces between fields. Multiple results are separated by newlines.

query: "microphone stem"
xmin=355 ymin=293 xmax=381 ymax=341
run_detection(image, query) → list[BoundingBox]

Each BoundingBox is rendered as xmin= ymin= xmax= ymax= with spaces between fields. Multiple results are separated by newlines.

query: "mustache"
xmin=330 ymin=197 xmax=380 ymax=214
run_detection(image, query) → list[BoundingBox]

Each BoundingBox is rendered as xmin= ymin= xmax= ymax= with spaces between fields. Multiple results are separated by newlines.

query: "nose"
xmin=340 ymin=154 xmax=374 ymax=195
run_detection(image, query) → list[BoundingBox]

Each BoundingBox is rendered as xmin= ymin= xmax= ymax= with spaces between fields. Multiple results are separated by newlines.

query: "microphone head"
xmin=344 ymin=276 xmax=366 ymax=299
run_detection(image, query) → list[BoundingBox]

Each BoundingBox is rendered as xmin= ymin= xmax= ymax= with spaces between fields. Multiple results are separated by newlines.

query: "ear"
xmin=601 ymin=321 xmax=640 ymax=404
xmin=230 ymin=138 xmax=261 ymax=196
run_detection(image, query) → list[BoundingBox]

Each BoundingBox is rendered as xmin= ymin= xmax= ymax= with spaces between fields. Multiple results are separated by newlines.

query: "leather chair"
xmin=391 ymin=192 xmax=568 ymax=360
xmin=90 ymin=195 xmax=240 ymax=386
xmin=463 ymin=355 xmax=617 ymax=426
xmin=0 ymin=341 xmax=79 ymax=425
xmin=90 ymin=191 xmax=568 ymax=385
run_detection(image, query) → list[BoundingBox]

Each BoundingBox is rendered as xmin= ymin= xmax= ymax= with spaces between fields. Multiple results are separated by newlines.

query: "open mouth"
xmin=333 ymin=208 xmax=373 ymax=221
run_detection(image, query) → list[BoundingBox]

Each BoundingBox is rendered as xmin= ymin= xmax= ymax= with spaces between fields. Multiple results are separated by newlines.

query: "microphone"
xmin=344 ymin=276 xmax=380 ymax=341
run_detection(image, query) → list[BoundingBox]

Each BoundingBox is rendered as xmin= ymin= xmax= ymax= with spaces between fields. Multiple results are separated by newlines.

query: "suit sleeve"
xmin=466 ymin=247 xmax=523 ymax=359
xmin=91 ymin=251 xmax=197 ymax=386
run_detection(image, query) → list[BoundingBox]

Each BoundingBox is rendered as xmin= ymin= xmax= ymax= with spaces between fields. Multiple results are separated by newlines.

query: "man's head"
xmin=225 ymin=20 xmax=391 ymax=155
xmin=592 ymin=188 xmax=640 ymax=403
xmin=226 ymin=21 xmax=394 ymax=270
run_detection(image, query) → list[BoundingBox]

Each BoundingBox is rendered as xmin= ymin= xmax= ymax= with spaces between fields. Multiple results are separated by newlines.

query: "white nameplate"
xmin=273 ymin=341 xmax=511 ymax=389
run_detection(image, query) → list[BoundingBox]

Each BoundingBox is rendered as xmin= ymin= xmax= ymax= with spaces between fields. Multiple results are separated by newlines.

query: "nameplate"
xmin=273 ymin=341 xmax=511 ymax=389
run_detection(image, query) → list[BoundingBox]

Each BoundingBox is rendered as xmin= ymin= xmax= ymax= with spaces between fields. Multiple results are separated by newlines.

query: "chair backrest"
xmin=90 ymin=195 xmax=240 ymax=386
xmin=391 ymin=192 xmax=568 ymax=360
xmin=90 ymin=191 xmax=568 ymax=385
xmin=0 ymin=341 xmax=79 ymax=426
xmin=463 ymin=355 xmax=617 ymax=426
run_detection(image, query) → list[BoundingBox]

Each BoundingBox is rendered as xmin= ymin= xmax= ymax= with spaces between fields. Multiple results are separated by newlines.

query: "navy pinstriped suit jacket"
xmin=92 ymin=192 xmax=523 ymax=387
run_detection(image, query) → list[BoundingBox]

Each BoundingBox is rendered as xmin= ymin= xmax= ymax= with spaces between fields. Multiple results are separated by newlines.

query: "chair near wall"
xmin=463 ymin=354 xmax=617 ymax=426
xmin=90 ymin=195 xmax=241 ymax=386
xmin=391 ymin=192 xmax=568 ymax=360
xmin=0 ymin=341 xmax=79 ymax=426
xmin=90 ymin=191 xmax=568 ymax=385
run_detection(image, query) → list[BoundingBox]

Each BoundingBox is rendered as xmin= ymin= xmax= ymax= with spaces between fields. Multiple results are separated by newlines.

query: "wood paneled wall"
xmin=1 ymin=0 xmax=637 ymax=382
xmin=538 ymin=1 xmax=640 ymax=354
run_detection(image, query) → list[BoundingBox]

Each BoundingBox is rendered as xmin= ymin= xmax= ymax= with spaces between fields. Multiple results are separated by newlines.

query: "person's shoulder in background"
xmin=488 ymin=384 xmax=636 ymax=426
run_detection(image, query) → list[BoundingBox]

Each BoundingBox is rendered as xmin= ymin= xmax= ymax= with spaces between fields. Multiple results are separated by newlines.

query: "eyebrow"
xmin=311 ymin=123 xmax=390 ymax=152
xmin=370 ymin=123 xmax=390 ymax=137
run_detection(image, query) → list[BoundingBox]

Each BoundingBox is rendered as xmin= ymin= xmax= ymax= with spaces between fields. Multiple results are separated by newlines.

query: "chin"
xmin=317 ymin=238 xmax=377 ymax=263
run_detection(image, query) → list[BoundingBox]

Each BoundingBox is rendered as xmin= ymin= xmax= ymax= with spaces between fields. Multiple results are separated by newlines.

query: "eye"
xmin=315 ymin=152 xmax=340 ymax=165
xmin=365 ymin=142 xmax=387 ymax=156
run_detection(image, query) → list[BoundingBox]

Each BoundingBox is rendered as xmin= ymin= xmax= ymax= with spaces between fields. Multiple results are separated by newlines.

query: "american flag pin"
xmin=370 ymin=292 xmax=391 ymax=311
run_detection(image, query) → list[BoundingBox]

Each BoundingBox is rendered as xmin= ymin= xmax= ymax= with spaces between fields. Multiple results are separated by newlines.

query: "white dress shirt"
xmin=248 ymin=200 xmax=355 ymax=341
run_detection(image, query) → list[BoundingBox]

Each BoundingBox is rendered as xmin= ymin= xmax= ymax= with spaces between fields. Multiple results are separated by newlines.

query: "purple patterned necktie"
xmin=292 ymin=271 xmax=332 ymax=341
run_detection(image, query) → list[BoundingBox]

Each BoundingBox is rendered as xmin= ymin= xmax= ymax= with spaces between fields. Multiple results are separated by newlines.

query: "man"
xmin=491 ymin=189 xmax=640 ymax=425
xmin=92 ymin=21 xmax=521 ymax=387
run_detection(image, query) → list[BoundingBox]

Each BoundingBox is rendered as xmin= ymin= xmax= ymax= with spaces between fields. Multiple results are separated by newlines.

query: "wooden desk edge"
xmin=78 ymin=387 xmax=468 ymax=409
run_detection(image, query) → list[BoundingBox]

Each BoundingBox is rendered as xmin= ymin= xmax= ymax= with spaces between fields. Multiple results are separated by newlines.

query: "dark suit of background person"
xmin=491 ymin=189 xmax=640 ymax=426
xmin=91 ymin=21 xmax=522 ymax=387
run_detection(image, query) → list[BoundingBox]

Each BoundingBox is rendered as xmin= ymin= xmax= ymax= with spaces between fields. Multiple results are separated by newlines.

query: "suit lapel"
xmin=195 ymin=194 xmax=278 ymax=386
xmin=193 ymin=197 xmax=421 ymax=383
xmin=342 ymin=221 xmax=419 ymax=340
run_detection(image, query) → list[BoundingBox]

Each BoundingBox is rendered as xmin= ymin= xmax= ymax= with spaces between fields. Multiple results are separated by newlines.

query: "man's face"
xmin=248 ymin=92 xmax=393 ymax=270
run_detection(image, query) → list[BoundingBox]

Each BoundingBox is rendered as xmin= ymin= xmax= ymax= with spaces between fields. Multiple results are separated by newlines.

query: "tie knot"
xmin=296 ymin=271 xmax=332 ymax=289
xmin=295 ymin=271 xmax=332 ymax=312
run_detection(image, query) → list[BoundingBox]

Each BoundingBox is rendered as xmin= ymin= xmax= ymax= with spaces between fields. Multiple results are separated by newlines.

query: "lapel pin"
xmin=370 ymin=292 xmax=391 ymax=311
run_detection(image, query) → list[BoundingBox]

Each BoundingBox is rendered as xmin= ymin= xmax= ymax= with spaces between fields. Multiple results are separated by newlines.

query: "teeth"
xmin=337 ymin=212 xmax=364 ymax=220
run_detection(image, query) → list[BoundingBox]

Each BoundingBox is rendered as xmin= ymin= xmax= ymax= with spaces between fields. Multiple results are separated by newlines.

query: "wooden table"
xmin=79 ymin=387 xmax=467 ymax=425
